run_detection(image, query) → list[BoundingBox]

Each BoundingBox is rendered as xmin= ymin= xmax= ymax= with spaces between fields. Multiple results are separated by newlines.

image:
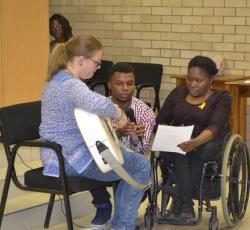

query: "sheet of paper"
xmin=151 ymin=125 xmax=194 ymax=154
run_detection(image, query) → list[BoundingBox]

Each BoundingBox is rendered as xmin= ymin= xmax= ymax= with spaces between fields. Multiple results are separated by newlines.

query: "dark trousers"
xmin=89 ymin=187 xmax=111 ymax=206
xmin=160 ymin=139 xmax=221 ymax=210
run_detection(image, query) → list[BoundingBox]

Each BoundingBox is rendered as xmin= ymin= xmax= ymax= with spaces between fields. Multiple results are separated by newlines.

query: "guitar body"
xmin=74 ymin=108 xmax=124 ymax=173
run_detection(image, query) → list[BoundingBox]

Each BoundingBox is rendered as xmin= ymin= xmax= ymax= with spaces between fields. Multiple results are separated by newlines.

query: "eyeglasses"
xmin=51 ymin=24 xmax=62 ymax=30
xmin=88 ymin=58 xmax=102 ymax=68
xmin=186 ymin=76 xmax=206 ymax=84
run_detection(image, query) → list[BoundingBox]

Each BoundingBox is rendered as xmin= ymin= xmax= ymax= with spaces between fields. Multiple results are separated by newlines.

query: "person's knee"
xmin=136 ymin=155 xmax=151 ymax=183
xmin=203 ymin=140 xmax=220 ymax=151
xmin=121 ymin=149 xmax=151 ymax=183
xmin=136 ymin=154 xmax=150 ymax=171
xmin=198 ymin=140 xmax=221 ymax=161
xmin=140 ymin=153 xmax=150 ymax=168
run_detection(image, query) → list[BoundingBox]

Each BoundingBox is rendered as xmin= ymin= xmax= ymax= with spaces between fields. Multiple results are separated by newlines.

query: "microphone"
xmin=126 ymin=108 xmax=136 ymax=123
xmin=125 ymin=108 xmax=143 ymax=146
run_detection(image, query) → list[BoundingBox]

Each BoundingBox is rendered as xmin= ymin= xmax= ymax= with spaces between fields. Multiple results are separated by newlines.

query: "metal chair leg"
xmin=44 ymin=193 xmax=56 ymax=228
xmin=0 ymin=172 xmax=11 ymax=228
xmin=0 ymin=155 xmax=16 ymax=228
xmin=63 ymin=193 xmax=74 ymax=230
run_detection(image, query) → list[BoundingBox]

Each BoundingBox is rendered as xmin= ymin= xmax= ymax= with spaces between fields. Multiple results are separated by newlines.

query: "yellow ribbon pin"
xmin=198 ymin=102 xmax=206 ymax=110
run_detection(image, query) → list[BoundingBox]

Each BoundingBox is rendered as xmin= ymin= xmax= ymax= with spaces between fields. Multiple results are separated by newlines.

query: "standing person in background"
xmin=49 ymin=13 xmax=73 ymax=51
xmin=40 ymin=33 xmax=151 ymax=230
xmin=89 ymin=62 xmax=156 ymax=229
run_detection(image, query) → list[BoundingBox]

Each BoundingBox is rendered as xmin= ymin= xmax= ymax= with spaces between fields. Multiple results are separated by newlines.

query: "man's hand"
xmin=117 ymin=121 xmax=137 ymax=137
xmin=136 ymin=123 xmax=145 ymax=138
xmin=116 ymin=122 xmax=145 ymax=140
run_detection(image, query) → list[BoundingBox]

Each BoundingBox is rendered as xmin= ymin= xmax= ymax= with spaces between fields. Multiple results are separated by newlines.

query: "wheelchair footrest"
xmin=156 ymin=215 xmax=197 ymax=226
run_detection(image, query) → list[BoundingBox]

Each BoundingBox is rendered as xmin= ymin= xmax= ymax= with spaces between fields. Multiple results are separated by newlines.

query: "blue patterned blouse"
xmin=39 ymin=70 xmax=116 ymax=177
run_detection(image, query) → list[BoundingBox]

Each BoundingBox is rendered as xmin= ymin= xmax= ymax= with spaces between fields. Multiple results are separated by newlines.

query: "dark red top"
xmin=156 ymin=86 xmax=232 ymax=139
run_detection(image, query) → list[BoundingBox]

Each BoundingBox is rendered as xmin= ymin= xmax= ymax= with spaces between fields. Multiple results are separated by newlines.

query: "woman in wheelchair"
xmin=40 ymin=34 xmax=151 ymax=230
xmin=156 ymin=56 xmax=232 ymax=222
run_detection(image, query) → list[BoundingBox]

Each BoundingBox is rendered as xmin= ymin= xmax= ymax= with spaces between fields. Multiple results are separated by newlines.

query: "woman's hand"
xmin=178 ymin=129 xmax=214 ymax=153
xmin=177 ymin=139 xmax=198 ymax=153
xmin=113 ymin=107 xmax=128 ymax=129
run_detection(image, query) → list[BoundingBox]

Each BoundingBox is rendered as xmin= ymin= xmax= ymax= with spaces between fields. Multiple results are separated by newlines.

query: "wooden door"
xmin=0 ymin=0 xmax=49 ymax=106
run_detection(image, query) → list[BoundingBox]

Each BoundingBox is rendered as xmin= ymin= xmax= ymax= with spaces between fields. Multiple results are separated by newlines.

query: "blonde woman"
xmin=40 ymin=34 xmax=151 ymax=230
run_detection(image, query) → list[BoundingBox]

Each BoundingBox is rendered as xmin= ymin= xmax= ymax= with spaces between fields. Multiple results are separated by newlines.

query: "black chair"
xmin=85 ymin=60 xmax=113 ymax=96
xmin=86 ymin=61 xmax=163 ymax=112
xmin=128 ymin=62 xmax=163 ymax=113
xmin=0 ymin=101 xmax=116 ymax=229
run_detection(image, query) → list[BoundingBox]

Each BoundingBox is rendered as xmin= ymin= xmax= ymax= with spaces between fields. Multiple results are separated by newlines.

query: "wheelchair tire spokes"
xmin=229 ymin=140 xmax=249 ymax=221
xmin=229 ymin=143 xmax=241 ymax=221
xmin=221 ymin=134 xmax=250 ymax=227
xmin=233 ymin=142 xmax=249 ymax=220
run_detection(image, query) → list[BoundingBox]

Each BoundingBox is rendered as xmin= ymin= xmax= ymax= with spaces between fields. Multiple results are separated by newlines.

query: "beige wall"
xmin=0 ymin=0 xmax=49 ymax=107
xmin=49 ymin=0 xmax=250 ymax=104
xmin=49 ymin=0 xmax=250 ymax=145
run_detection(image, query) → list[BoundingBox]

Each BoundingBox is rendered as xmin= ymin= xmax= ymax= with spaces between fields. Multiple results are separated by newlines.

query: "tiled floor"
xmin=37 ymin=197 xmax=250 ymax=230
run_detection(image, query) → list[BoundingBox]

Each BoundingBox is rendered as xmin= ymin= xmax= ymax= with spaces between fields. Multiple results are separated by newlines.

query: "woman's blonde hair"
xmin=48 ymin=33 xmax=102 ymax=80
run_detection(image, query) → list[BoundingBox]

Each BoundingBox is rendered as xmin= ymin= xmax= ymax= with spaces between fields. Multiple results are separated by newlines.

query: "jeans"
xmin=160 ymin=139 xmax=221 ymax=211
xmin=65 ymin=148 xmax=151 ymax=230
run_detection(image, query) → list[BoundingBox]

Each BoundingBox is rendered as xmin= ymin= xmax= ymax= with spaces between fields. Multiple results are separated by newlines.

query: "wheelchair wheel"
xmin=221 ymin=134 xmax=250 ymax=227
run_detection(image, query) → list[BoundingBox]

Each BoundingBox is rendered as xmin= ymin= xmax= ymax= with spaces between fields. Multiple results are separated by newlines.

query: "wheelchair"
xmin=144 ymin=133 xmax=250 ymax=230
